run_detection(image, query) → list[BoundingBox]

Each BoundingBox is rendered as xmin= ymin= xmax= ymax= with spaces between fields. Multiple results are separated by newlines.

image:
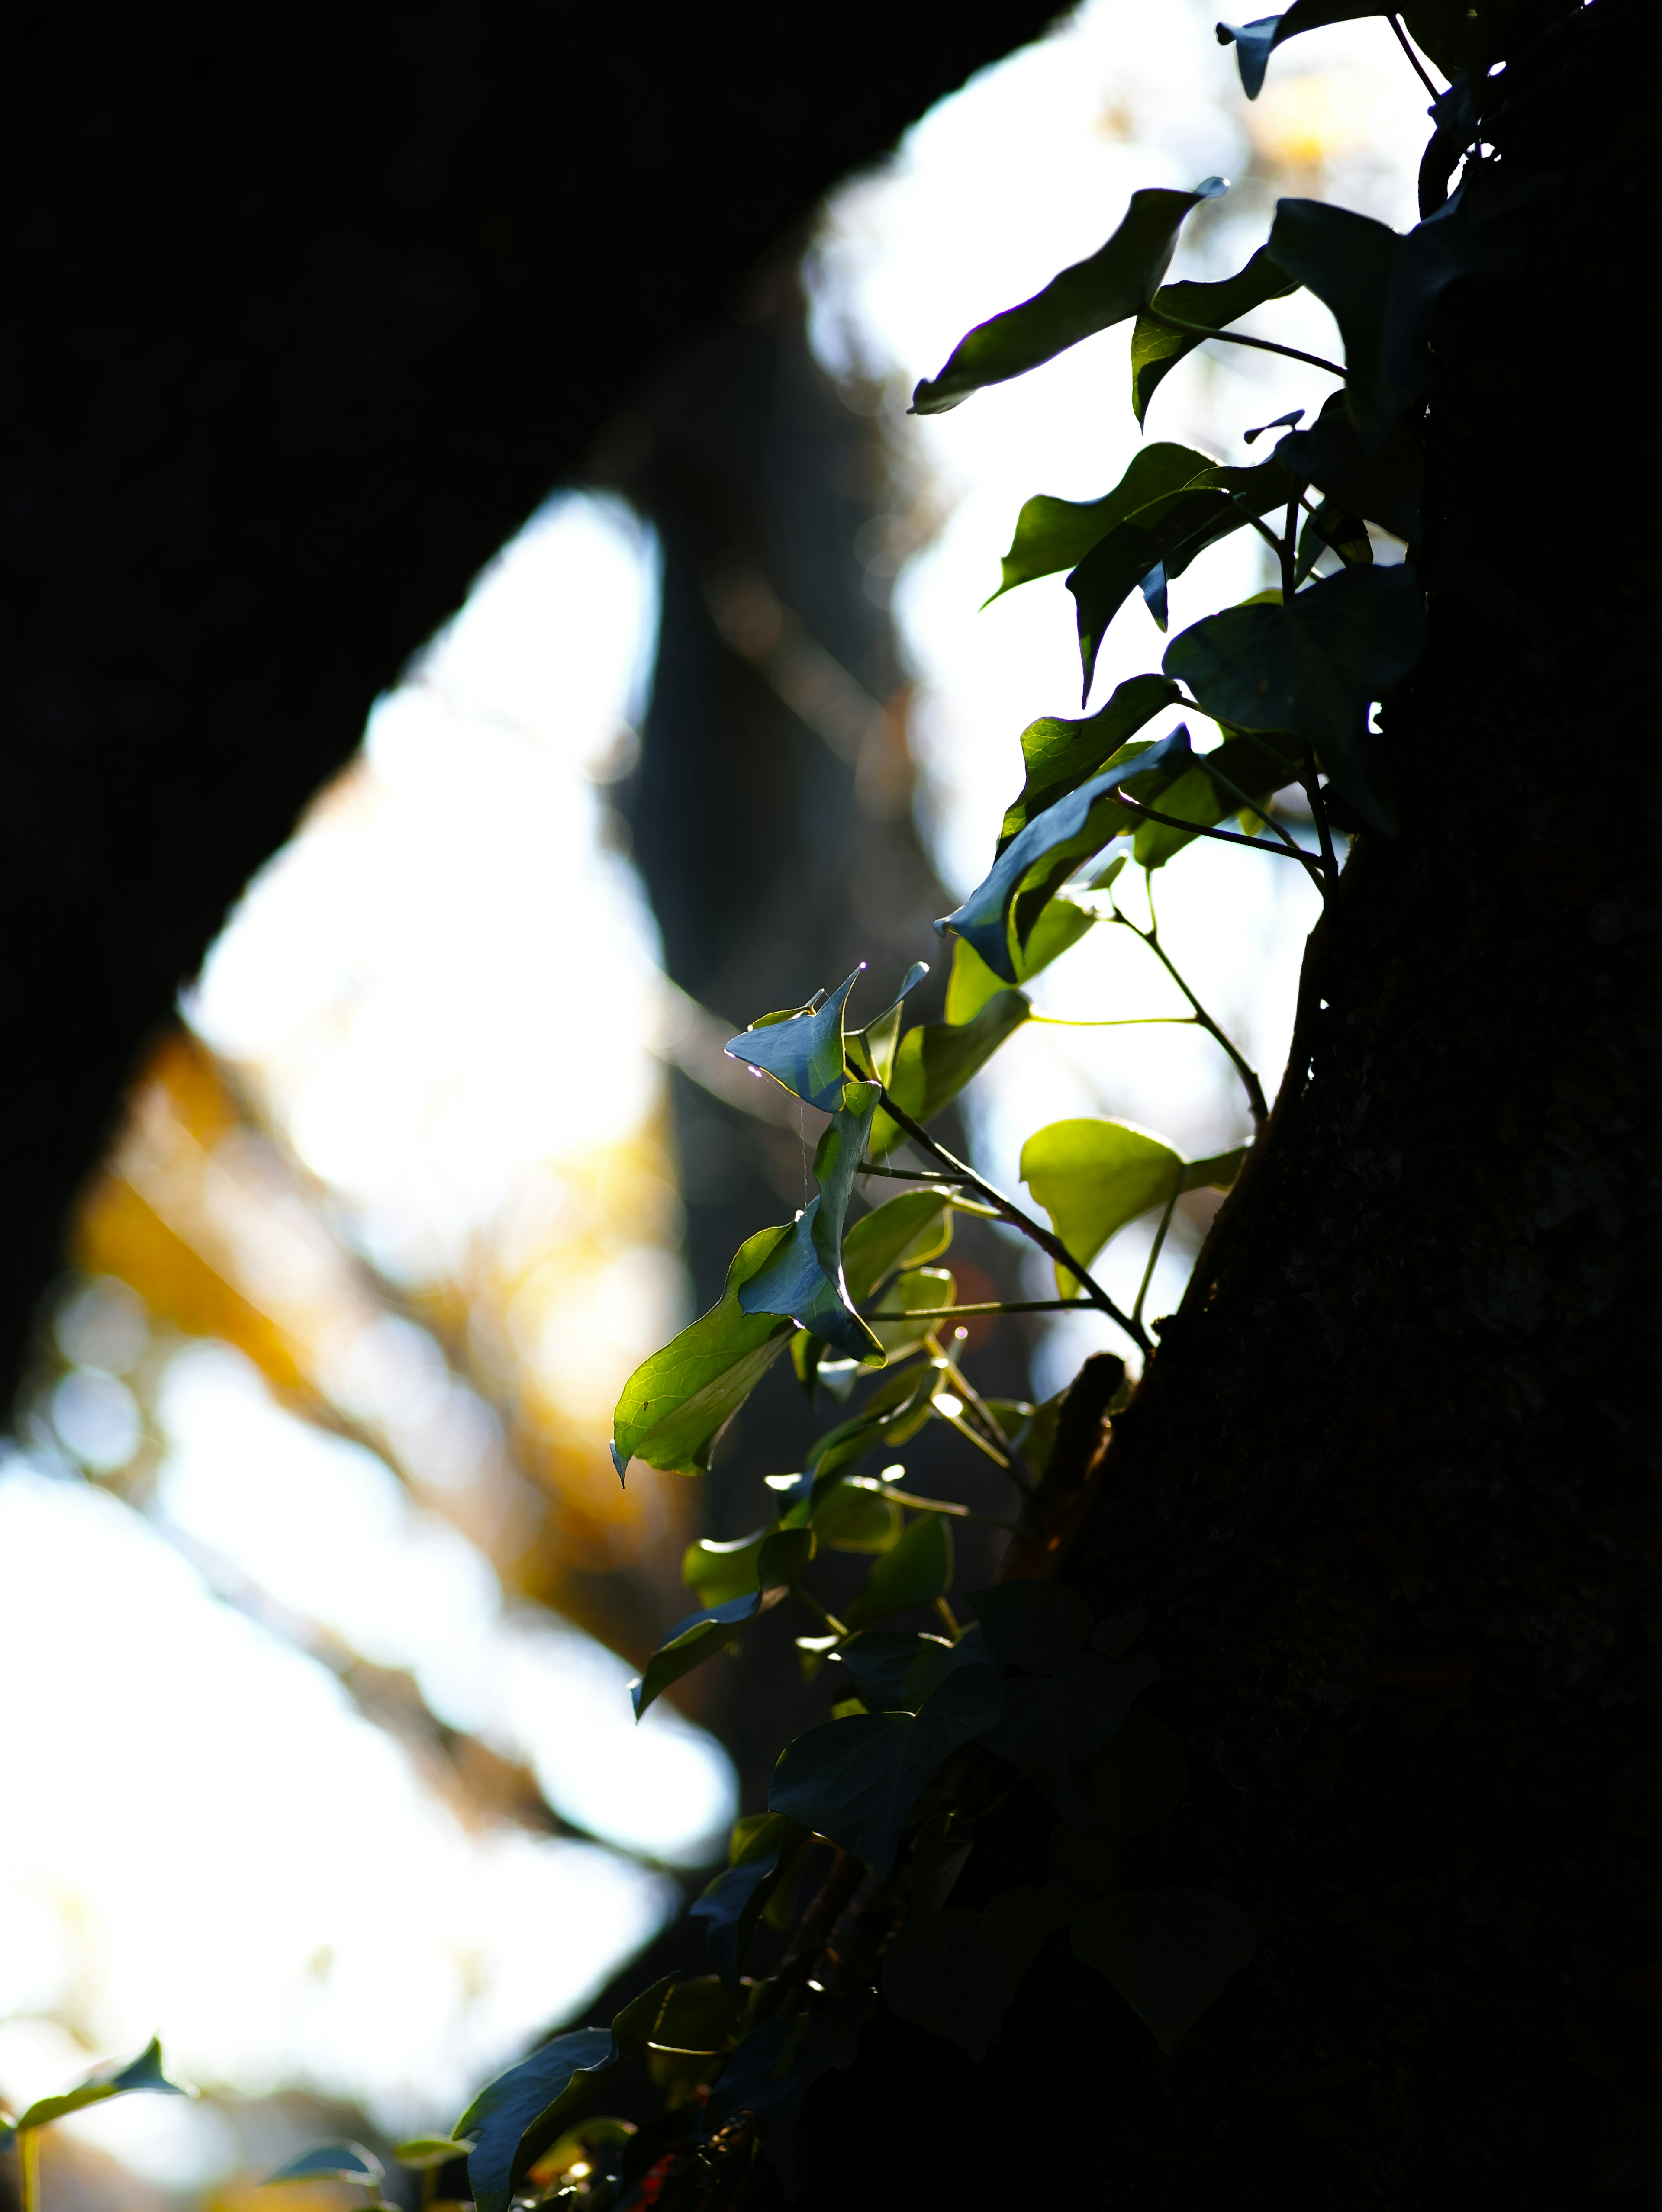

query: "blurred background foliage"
xmin=0 ymin=1 xmax=1422 ymax=2199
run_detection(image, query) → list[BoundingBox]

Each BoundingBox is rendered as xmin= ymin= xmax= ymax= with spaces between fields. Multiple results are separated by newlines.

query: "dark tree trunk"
xmin=0 ymin=0 xmax=1062 ymax=1405
xmin=799 ymin=3 xmax=1662 ymax=2201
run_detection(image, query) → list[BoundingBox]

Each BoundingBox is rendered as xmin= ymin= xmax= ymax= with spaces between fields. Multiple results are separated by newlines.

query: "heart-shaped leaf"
xmin=883 ymin=1886 xmax=1078 ymax=2061
xmin=979 ymin=1651 xmax=1161 ymax=1822
xmin=631 ymin=1587 xmax=786 ymax=1717
xmin=1274 ymin=389 xmax=1422 ymax=543
xmin=723 ymin=966 xmax=864 ymax=1109
xmin=998 ymin=675 xmax=1183 ymax=851
xmin=844 ymin=1511 xmax=953 ymax=1630
xmin=987 ymin=445 xmax=1212 ymax=602
xmin=869 ymin=989 xmax=1032 ymax=1154
xmin=1072 ymin=1887 xmax=1256 ymax=2053
xmin=1020 ymin=1118 xmax=1246 ymax=1296
xmin=740 ymin=1082 xmax=884 ymax=1363
xmin=1131 ymin=246 xmax=1300 ymax=422
xmin=262 ymin=2143 xmax=385 ymax=2186
xmin=19 ymin=2039 xmax=191 ymax=2133
xmin=912 ymin=182 xmax=1226 ymax=414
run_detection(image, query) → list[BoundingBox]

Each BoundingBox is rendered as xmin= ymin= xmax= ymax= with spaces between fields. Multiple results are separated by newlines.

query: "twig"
xmin=1303 ymin=744 xmax=1340 ymax=886
xmin=1132 ymin=1174 xmax=1183 ymax=1332
xmin=874 ymin=1089 xmax=1150 ymax=1352
xmin=1388 ymin=10 xmax=1443 ymax=97
xmin=1112 ymin=893 xmax=1268 ymax=1127
xmin=1114 ymin=791 xmax=1324 ymax=881
xmin=867 ymin=1298 xmax=1082 ymax=1318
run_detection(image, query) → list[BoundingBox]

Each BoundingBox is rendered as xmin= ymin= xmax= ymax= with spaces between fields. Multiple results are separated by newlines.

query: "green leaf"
xmin=945 ymin=889 xmax=1098 ymax=1024
xmin=1072 ymin=1887 xmax=1256 ymax=2053
xmin=845 ymin=961 xmax=931 ymax=1086
xmin=910 ymin=1810 xmax=974 ymax=1913
xmin=651 ymin=1975 xmax=742 ymax=2056
xmin=703 ymin=1997 xmax=872 ymax=2165
xmin=1163 ymin=563 xmax=1427 ymax=831
xmin=839 ymin=1629 xmax=967 ymax=1714
xmin=393 ymin=2138 xmax=474 ymax=2170
xmin=1275 ymin=389 xmax=1421 ymax=543
xmin=844 ymin=1511 xmax=953 ymax=1629
xmin=867 ymin=1267 xmax=955 ymax=1360
xmin=19 ymin=2039 xmax=191 ymax=2132
xmin=969 ymin=1581 xmax=1092 ymax=1674
xmin=980 ymin=1651 xmax=1162 ymax=1822
xmin=812 ymin=1474 xmax=902 ymax=1552
xmin=692 ymin=1826 xmax=805 ymax=1984
xmin=782 ymin=1359 xmax=941 ymax=1495
xmin=263 ymin=2144 xmax=385 ymax=2186
xmin=1094 ymin=1707 xmax=1190 ymax=1836
xmin=912 ymin=182 xmax=1227 ymax=415
xmin=456 ymin=1982 xmax=676 ymax=2212
xmin=1219 ymin=2 xmax=1509 ymax=100
xmin=1068 ymin=458 xmax=1297 ymax=693
xmin=611 ymin=1225 xmax=795 ymax=1477
xmin=868 ymin=990 xmax=1032 ymax=1155
xmin=722 ymin=966 xmax=864 ymax=1110
xmin=769 ymin=1665 xmax=1005 ymax=1875
xmin=1130 ymin=734 xmax=1301 ymax=870
xmin=883 ymin=1887 xmax=1078 ymax=2062
xmin=1020 ymin=1118 xmax=1245 ymax=1297
xmin=1131 ymin=247 xmax=1299 ymax=424
xmin=740 ymin=1082 xmax=884 ymax=1363
xmin=632 ymin=1587 xmax=787 ymax=1718
xmin=1217 ymin=1 xmax=1394 ymax=98
xmin=842 ymin=1190 xmax=955 ymax=1307
xmin=683 ymin=1528 xmax=768 ymax=1608
xmin=939 ymin=729 xmax=1192 ymax=985
xmin=1269 ymin=173 xmax=1550 ymax=441
xmin=998 ymin=675 xmax=1182 ymax=851
xmin=986 ymin=445 xmax=1211 ymax=603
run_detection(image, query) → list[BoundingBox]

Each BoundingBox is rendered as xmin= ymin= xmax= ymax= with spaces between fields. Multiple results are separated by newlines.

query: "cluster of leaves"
xmin=270 ymin=5 xmax=1539 ymax=2206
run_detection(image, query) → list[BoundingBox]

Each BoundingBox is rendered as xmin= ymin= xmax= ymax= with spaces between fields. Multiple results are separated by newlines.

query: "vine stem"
xmin=1145 ymin=308 xmax=1346 ymax=380
xmin=860 ymin=1484 xmax=1023 ymax=1535
xmin=872 ymin=1090 xmax=1151 ymax=1353
xmin=21 ymin=2132 xmax=39 ymax=2212
xmin=868 ymin=1297 xmax=1083 ymax=1318
xmin=1029 ymin=1012 xmax=1195 ymax=1028
xmin=1111 ymin=893 xmax=1268 ymax=1128
xmin=791 ymin=1586 xmax=850 ymax=1640
xmin=1132 ymin=1174 xmax=1183 ymax=1332
xmin=1388 ymin=10 xmax=1442 ymax=96
xmin=1113 ymin=791 xmax=1322 ymax=878
xmin=1192 ymin=760 xmax=1330 ymax=897
xmin=1303 ymin=744 xmax=1340 ymax=885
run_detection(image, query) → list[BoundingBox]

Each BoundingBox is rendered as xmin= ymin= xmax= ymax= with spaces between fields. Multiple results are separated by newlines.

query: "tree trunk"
xmin=800 ymin=4 xmax=1662 ymax=2201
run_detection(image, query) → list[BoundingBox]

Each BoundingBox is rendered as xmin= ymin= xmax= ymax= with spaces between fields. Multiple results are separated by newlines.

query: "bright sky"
xmin=1 ymin=0 xmax=1427 ymax=2188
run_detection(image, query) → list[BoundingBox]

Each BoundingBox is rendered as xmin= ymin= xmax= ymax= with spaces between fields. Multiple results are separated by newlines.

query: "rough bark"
xmin=0 ymin=0 xmax=1061 ymax=1402
xmin=799 ymin=4 xmax=1662 ymax=2201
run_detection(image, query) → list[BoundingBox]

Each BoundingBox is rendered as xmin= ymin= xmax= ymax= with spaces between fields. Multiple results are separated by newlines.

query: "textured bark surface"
xmin=799 ymin=4 xmax=1662 ymax=2201
xmin=0 ymin=0 xmax=1062 ymax=1402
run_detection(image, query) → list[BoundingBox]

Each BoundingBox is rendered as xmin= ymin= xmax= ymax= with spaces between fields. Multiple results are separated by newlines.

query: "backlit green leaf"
xmin=844 ymin=1511 xmax=953 ymax=1629
xmin=812 ymin=1475 xmax=902 ymax=1552
xmin=632 ymin=1588 xmax=784 ymax=1718
xmin=839 ymin=1629 xmax=972 ymax=1714
xmin=939 ymin=728 xmax=1192 ymax=984
xmin=1021 ymin=1118 xmax=1245 ymax=1297
xmin=722 ymin=966 xmax=863 ymax=1110
xmin=883 ymin=1886 xmax=1077 ymax=2061
xmin=20 ymin=2039 xmax=190 ymax=2132
xmin=998 ymin=674 xmax=1182 ymax=850
xmin=393 ymin=2139 xmax=473 ymax=2171
xmin=1131 ymin=246 xmax=1298 ymax=423
xmin=1069 ymin=458 xmax=1297 ymax=694
xmin=769 ymin=1665 xmax=1005 ymax=1874
xmin=612 ymin=1225 xmax=795 ymax=1477
xmin=945 ymin=889 xmax=1099 ymax=1024
xmin=841 ymin=1190 xmax=955 ymax=1307
xmin=740 ymin=1082 xmax=884 ymax=1363
xmin=1072 ymin=1887 xmax=1256 ymax=2053
xmin=1163 ymin=563 xmax=1427 ymax=831
xmin=987 ymin=445 xmax=1211 ymax=603
xmin=262 ymin=2144 xmax=384 ymax=2186
xmin=868 ymin=989 xmax=1031 ymax=1155
xmin=1130 ymin=734 xmax=1301 ymax=870
xmin=912 ymin=182 xmax=1226 ymax=415
xmin=868 ymin=1267 xmax=955 ymax=1360
xmin=692 ymin=1826 xmax=807 ymax=1985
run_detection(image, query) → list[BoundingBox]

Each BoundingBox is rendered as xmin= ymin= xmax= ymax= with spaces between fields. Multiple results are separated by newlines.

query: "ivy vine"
xmin=230 ymin=4 xmax=1552 ymax=2207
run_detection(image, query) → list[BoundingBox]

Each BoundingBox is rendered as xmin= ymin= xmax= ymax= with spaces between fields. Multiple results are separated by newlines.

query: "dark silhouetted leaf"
xmin=19 ymin=2039 xmax=191 ymax=2132
xmin=1274 ymin=388 xmax=1422 ymax=542
xmin=980 ymin=1651 xmax=1162 ymax=1821
xmin=723 ymin=967 xmax=864 ymax=1110
xmin=651 ymin=1976 xmax=741 ymax=2056
xmin=883 ymin=1886 xmax=1078 ymax=2061
xmin=912 ymin=183 xmax=1226 ymax=415
xmin=1217 ymin=1 xmax=1391 ymax=98
xmin=1021 ymin=1119 xmax=1245 ymax=1297
xmin=841 ymin=1191 xmax=955 ymax=1306
xmin=1131 ymin=247 xmax=1299 ymax=423
xmin=939 ymin=730 xmax=1193 ymax=984
xmin=263 ymin=2144 xmax=385 ymax=2186
xmin=612 ymin=1225 xmax=795 ymax=1477
xmin=1163 ymin=563 xmax=1427 ymax=831
xmin=692 ymin=1823 xmax=807 ymax=1985
xmin=1130 ymin=734 xmax=1301 ymax=870
xmin=393 ymin=2139 xmax=474 ymax=2170
xmin=632 ymin=1588 xmax=787 ymax=1718
xmin=1072 ymin=1887 xmax=1256 ymax=2052
xmin=1091 ymin=1608 xmax=1149 ymax=1659
xmin=998 ymin=674 xmax=1182 ymax=850
xmin=1068 ymin=458 xmax=1296 ymax=697
xmin=1094 ymin=1707 xmax=1190 ymax=1836
xmin=969 ymin=1581 xmax=1092 ymax=1674
xmin=910 ymin=1810 xmax=974 ymax=1913
xmin=987 ymin=445 xmax=1211 ymax=603
xmin=769 ymin=1665 xmax=1005 ymax=1875
xmin=703 ymin=1996 xmax=872 ymax=2184
xmin=840 ymin=1629 xmax=963 ymax=1713
xmin=844 ymin=1511 xmax=953 ymax=1629
xmin=741 ymin=1082 xmax=884 ymax=1363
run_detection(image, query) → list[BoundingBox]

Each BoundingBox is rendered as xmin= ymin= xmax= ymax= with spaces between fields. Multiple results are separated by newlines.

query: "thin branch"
xmin=790 ymin=1585 xmax=850 ymax=1640
xmin=1112 ymin=897 xmax=1268 ymax=1128
xmin=1195 ymin=761 xmax=1331 ymax=894
xmin=1132 ymin=1175 xmax=1183 ymax=1332
xmin=1145 ymin=308 xmax=1346 ymax=380
xmin=1303 ymin=744 xmax=1340 ymax=886
xmin=1388 ymin=10 xmax=1442 ymax=97
xmin=1029 ymin=1013 xmax=1197 ymax=1029
xmin=848 ymin=1479 xmax=1022 ymax=1535
xmin=875 ymin=1088 xmax=1151 ymax=1352
xmin=867 ymin=1298 xmax=1082 ymax=1318
xmin=1114 ymin=791 xmax=1322 ymax=877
